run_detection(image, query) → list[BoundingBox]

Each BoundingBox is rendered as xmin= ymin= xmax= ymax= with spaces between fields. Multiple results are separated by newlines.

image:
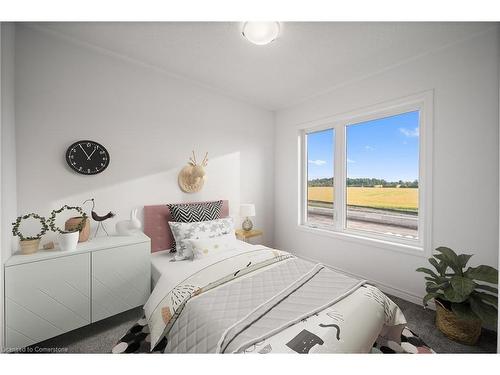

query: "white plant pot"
xmin=59 ymin=231 xmax=79 ymax=251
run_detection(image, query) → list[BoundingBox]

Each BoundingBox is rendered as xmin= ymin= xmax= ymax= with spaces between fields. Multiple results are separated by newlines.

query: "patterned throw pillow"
xmin=168 ymin=217 xmax=235 ymax=260
xmin=167 ymin=200 xmax=223 ymax=223
xmin=167 ymin=200 xmax=223 ymax=252
xmin=185 ymin=233 xmax=237 ymax=259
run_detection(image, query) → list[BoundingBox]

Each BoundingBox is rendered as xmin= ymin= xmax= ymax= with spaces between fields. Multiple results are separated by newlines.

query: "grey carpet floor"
xmin=388 ymin=295 xmax=497 ymax=353
xmin=28 ymin=295 xmax=497 ymax=354
xmin=28 ymin=307 xmax=144 ymax=354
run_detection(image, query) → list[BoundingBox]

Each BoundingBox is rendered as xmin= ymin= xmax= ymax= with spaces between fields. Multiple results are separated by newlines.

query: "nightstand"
xmin=235 ymin=229 xmax=263 ymax=243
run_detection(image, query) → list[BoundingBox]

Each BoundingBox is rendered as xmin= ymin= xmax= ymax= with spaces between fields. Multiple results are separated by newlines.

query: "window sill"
xmin=297 ymin=224 xmax=428 ymax=258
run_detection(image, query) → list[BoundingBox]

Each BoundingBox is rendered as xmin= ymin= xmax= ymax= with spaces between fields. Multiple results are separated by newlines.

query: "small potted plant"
xmin=65 ymin=215 xmax=90 ymax=242
xmin=417 ymin=247 xmax=498 ymax=345
xmin=49 ymin=205 xmax=88 ymax=251
xmin=12 ymin=213 xmax=49 ymax=254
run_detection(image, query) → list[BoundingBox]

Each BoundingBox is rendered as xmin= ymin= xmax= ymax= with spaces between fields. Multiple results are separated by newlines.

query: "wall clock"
xmin=66 ymin=140 xmax=110 ymax=175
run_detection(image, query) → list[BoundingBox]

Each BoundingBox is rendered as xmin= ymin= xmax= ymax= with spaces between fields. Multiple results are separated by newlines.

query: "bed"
xmin=120 ymin=200 xmax=432 ymax=354
xmin=146 ymin=200 xmax=231 ymax=287
xmin=150 ymin=241 xmax=258 ymax=288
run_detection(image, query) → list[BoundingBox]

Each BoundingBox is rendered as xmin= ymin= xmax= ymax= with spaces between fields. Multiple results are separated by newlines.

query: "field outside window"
xmin=306 ymin=129 xmax=335 ymax=226
xmin=345 ymin=111 xmax=419 ymax=240
xmin=304 ymin=109 xmax=422 ymax=245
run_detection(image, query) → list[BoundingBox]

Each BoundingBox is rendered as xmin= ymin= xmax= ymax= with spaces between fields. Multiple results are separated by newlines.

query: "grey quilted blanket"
xmin=165 ymin=258 xmax=364 ymax=353
xmin=145 ymin=246 xmax=407 ymax=353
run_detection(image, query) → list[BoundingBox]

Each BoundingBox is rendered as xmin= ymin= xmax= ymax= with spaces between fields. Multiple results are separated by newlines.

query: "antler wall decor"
xmin=178 ymin=151 xmax=208 ymax=193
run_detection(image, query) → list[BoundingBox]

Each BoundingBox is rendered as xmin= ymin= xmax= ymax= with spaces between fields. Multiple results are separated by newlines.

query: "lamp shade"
xmin=240 ymin=204 xmax=256 ymax=217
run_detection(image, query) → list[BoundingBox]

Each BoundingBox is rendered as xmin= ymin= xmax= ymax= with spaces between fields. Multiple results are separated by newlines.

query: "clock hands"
xmin=79 ymin=144 xmax=91 ymax=159
xmin=87 ymin=146 xmax=97 ymax=160
xmin=79 ymin=144 xmax=97 ymax=160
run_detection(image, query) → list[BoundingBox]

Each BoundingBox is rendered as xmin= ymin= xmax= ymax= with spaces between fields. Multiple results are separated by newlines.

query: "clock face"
xmin=66 ymin=140 xmax=110 ymax=175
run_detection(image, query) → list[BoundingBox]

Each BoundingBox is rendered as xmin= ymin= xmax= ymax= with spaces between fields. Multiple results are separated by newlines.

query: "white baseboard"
xmin=297 ymin=253 xmax=436 ymax=311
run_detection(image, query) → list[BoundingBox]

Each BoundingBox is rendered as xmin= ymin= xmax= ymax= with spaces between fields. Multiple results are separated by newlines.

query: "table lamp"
xmin=240 ymin=204 xmax=256 ymax=231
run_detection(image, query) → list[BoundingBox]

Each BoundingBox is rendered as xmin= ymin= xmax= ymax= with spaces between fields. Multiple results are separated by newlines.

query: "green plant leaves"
xmin=475 ymin=284 xmax=498 ymax=294
xmin=450 ymin=276 xmax=476 ymax=298
xmin=470 ymin=294 xmax=498 ymax=326
xmin=416 ymin=267 xmax=439 ymax=280
xmin=11 ymin=213 xmax=48 ymax=241
xmin=435 ymin=247 xmax=462 ymax=274
xmin=48 ymin=205 xmax=87 ymax=234
xmin=457 ymin=254 xmax=473 ymax=269
xmin=423 ymin=293 xmax=439 ymax=306
xmin=442 ymin=276 xmax=476 ymax=303
xmin=429 ymin=257 xmax=447 ymax=275
xmin=465 ymin=265 xmax=498 ymax=284
xmin=426 ymin=281 xmax=449 ymax=293
xmin=451 ymin=303 xmax=479 ymax=321
xmin=444 ymin=286 xmax=468 ymax=303
xmin=417 ymin=246 xmax=498 ymax=325
xmin=472 ymin=291 xmax=498 ymax=308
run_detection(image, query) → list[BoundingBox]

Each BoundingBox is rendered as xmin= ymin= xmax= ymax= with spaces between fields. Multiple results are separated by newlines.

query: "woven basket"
xmin=19 ymin=238 xmax=40 ymax=255
xmin=435 ymin=299 xmax=481 ymax=345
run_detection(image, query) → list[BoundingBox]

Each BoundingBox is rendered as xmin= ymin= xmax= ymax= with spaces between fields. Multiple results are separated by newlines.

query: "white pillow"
xmin=185 ymin=233 xmax=238 ymax=259
xmin=168 ymin=217 xmax=235 ymax=260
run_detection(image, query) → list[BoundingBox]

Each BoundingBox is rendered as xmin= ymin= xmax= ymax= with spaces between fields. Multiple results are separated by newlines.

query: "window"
xmin=345 ymin=111 xmax=420 ymax=240
xmin=306 ymin=129 xmax=335 ymax=226
xmin=301 ymin=93 xmax=432 ymax=252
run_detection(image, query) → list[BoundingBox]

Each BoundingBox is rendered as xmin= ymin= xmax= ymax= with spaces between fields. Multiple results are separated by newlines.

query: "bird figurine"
xmin=82 ymin=198 xmax=115 ymax=237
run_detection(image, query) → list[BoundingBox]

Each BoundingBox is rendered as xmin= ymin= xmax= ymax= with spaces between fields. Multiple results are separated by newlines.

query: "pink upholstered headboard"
xmin=144 ymin=200 xmax=229 ymax=253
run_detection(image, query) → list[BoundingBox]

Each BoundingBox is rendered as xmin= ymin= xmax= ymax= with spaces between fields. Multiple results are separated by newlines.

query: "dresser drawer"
xmin=91 ymin=242 xmax=150 ymax=322
xmin=5 ymin=253 xmax=91 ymax=349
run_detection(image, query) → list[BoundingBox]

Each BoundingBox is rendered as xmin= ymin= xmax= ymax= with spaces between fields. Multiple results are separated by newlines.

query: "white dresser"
xmin=3 ymin=234 xmax=151 ymax=349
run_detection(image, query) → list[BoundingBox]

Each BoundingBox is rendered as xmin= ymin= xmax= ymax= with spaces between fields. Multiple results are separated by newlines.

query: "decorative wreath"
xmin=12 ymin=213 xmax=49 ymax=241
xmin=48 ymin=205 xmax=88 ymax=233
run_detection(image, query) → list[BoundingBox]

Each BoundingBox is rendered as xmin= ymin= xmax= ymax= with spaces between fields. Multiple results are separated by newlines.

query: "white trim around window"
xmin=298 ymin=91 xmax=433 ymax=257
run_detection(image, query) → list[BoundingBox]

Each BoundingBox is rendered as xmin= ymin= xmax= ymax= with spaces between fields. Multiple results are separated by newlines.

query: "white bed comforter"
xmin=144 ymin=243 xmax=407 ymax=353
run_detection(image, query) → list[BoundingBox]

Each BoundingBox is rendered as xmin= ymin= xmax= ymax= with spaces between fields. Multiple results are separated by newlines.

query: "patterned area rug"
xmin=112 ymin=317 xmax=435 ymax=354
xmin=372 ymin=327 xmax=435 ymax=354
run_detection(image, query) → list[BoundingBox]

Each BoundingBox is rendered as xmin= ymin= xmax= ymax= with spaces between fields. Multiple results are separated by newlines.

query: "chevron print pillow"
xmin=167 ymin=200 xmax=223 ymax=252
xmin=168 ymin=200 xmax=223 ymax=223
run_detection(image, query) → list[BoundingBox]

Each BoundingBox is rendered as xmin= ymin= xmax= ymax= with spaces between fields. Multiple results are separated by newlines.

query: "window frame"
xmin=299 ymin=91 xmax=433 ymax=257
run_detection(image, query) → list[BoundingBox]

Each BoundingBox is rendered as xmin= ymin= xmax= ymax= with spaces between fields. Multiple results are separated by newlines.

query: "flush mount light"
xmin=242 ymin=22 xmax=280 ymax=45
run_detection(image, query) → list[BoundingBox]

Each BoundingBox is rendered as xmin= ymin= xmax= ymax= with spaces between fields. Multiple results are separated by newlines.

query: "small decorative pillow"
xmin=167 ymin=200 xmax=223 ymax=253
xmin=168 ymin=217 xmax=235 ymax=260
xmin=185 ymin=234 xmax=237 ymax=259
xmin=167 ymin=200 xmax=223 ymax=223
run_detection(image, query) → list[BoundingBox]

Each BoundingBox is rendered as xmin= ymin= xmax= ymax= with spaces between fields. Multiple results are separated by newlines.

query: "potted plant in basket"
xmin=417 ymin=247 xmax=498 ymax=345
xmin=12 ymin=213 xmax=49 ymax=254
xmin=49 ymin=205 xmax=88 ymax=251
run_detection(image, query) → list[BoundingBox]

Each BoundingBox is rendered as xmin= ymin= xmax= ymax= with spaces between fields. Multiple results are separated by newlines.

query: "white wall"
xmin=1 ymin=22 xmax=17 ymax=350
xmin=10 ymin=23 xmax=500 ymax=312
xmin=274 ymin=27 xmax=500 ymax=304
xmin=15 ymin=25 xmax=275 ymax=247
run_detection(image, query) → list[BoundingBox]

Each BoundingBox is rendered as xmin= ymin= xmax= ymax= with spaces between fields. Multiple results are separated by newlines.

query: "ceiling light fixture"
xmin=242 ymin=22 xmax=280 ymax=45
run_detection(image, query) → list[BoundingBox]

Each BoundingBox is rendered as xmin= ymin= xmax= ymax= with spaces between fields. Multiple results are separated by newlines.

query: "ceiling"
xmin=29 ymin=22 xmax=492 ymax=110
